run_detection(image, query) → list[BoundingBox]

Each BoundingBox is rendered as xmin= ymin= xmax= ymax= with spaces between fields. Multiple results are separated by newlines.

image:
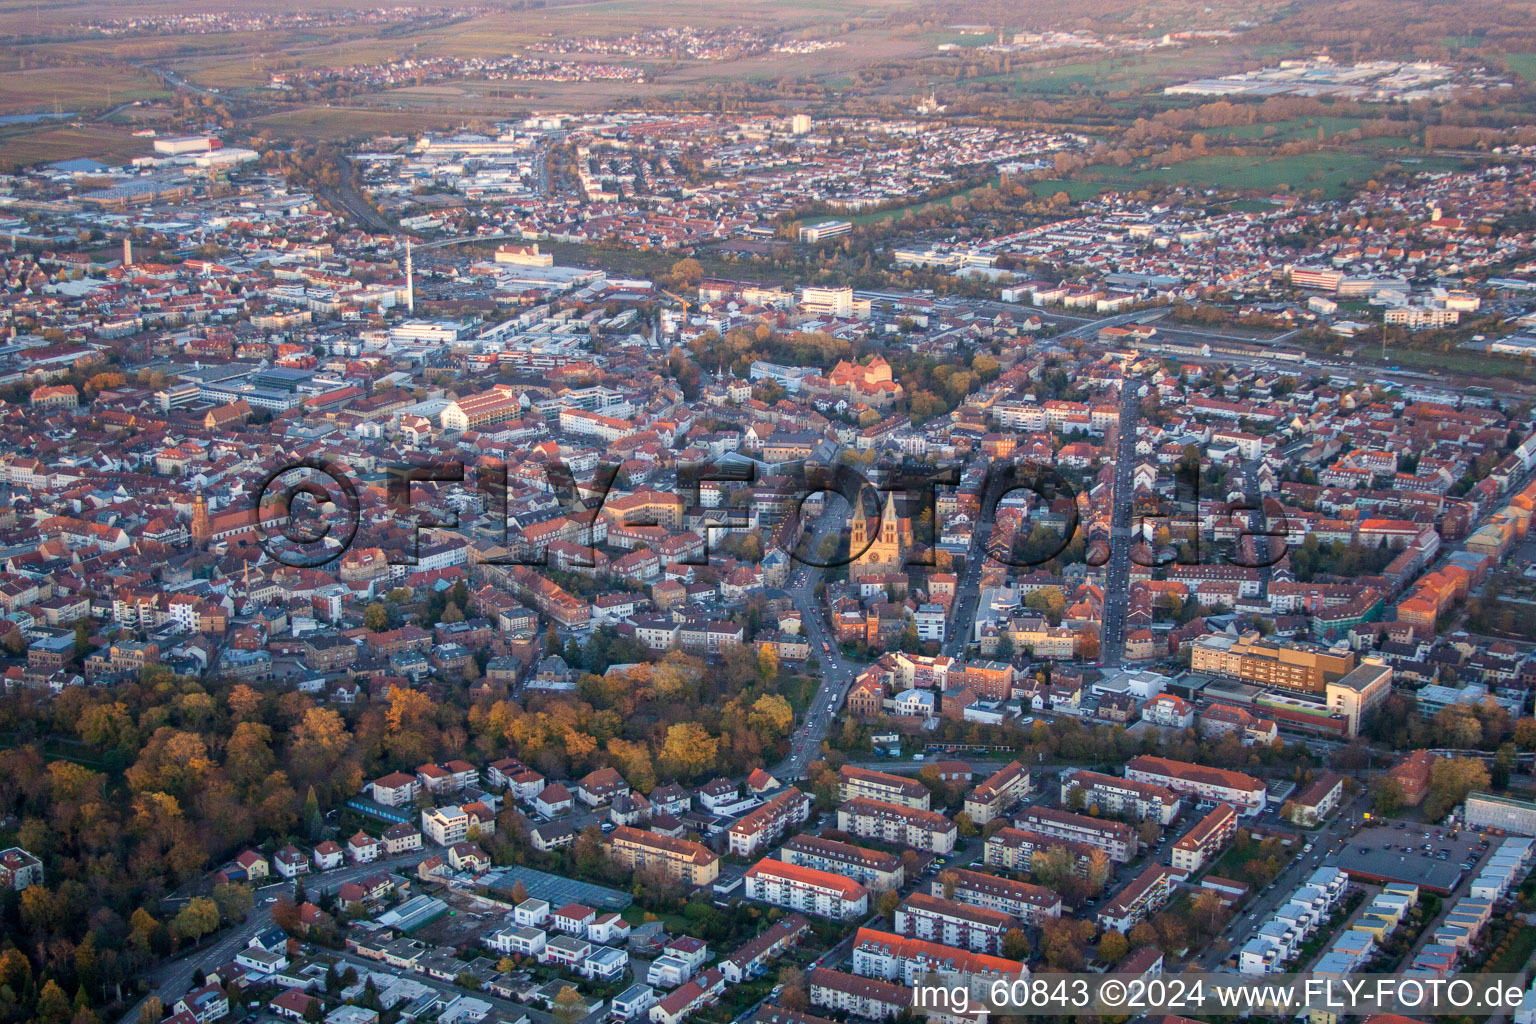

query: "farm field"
xmin=0 ymin=65 xmax=166 ymax=115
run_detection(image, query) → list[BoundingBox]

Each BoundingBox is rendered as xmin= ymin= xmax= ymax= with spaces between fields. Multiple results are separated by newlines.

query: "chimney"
xmin=405 ymin=241 xmax=415 ymax=314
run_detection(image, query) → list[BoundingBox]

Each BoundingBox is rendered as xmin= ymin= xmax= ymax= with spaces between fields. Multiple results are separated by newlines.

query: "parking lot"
xmin=1332 ymin=820 xmax=1490 ymax=894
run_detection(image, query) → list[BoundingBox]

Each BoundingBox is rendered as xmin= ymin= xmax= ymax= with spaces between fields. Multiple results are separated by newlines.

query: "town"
xmin=4 ymin=4 xmax=1536 ymax=1024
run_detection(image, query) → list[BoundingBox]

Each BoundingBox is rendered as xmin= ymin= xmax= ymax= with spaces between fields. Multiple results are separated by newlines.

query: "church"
xmin=849 ymin=491 xmax=912 ymax=577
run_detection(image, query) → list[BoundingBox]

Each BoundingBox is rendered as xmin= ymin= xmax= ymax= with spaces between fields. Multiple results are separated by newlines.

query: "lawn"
xmin=248 ymin=106 xmax=461 ymax=140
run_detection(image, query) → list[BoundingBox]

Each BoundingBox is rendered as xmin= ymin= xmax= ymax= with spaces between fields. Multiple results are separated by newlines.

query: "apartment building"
xmin=779 ymin=834 xmax=905 ymax=893
xmin=728 ymin=788 xmax=813 ymax=857
xmin=1325 ymin=659 xmax=1393 ymax=738
xmin=607 ymin=826 xmax=720 ymax=886
xmin=836 ymin=798 xmax=957 ymax=855
xmin=1058 ymin=768 xmax=1181 ymax=825
xmin=838 ymin=766 xmax=931 ymax=810
xmin=0 ymin=847 xmax=43 ymax=890
xmin=1286 ymin=774 xmax=1346 ymax=827
xmin=421 ymin=805 xmax=470 ymax=847
xmin=963 ymin=761 xmax=1031 ymax=826
xmin=744 ymin=859 xmax=869 ymax=921
xmin=983 ymin=827 xmax=1098 ymax=874
xmin=1097 ymin=864 xmax=1179 ymax=933
xmin=808 ymin=968 xmax=909 ymax=1021
xmin=1124 ymin=755 xmax=1267 ymax=816
xmin=1017 ymin=806 xmax=1137 ymax=863
xmin=935 ymin=867 xmax=1062 ymax=925
xmin=370 ymin=771 xmax=421 ymax=807
xmin=850 ymin=927 xmax=1025 ymax=986
xmin=1171 ymin=802 xmax=1239 ymax=874
xmin=893 ymin=892 xmax=1016 ymax=955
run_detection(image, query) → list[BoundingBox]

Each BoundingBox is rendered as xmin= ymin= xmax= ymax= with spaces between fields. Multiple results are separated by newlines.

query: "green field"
xmin=1084 ymin=151 xmax=1387 ymax=197
xmin=1201 ymin=116 xmax=1364 ymax=141
xmin=1506 ymin=53 xmax=1536 ymax=83
xmin=843 ymin=175 xmax=1001 ymax=225
xmin=1030 ymin=178 xmax=1104 ymax=200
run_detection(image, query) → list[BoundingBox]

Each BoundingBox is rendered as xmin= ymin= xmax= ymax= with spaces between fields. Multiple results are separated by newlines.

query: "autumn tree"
xmin=1001 ymin=928 xmax=1030 ymax=961
xmin=1096 ymin=930 xmax=1129 ymax=965
xmin=659 ymin=722 xmax=719 ymax=780
xmin=776 ymin=966 xmax=808 ymax=1011
xmin=553 ymin=987 xmax=585 ymax=1024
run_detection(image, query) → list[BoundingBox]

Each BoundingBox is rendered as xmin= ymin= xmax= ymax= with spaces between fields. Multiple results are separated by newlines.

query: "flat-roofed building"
xmin=1191 ymin=632 xmax=1356 ymax=694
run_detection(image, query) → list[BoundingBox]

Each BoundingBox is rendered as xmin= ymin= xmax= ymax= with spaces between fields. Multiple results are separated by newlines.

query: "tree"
xmin=1001 ymin=928 xmax=1030 ymax=961
xmin=1372 ymin=775 xmax=1404 ymax=817
xmin=669 ymin=258 xmax=704 ymax=287
xmin=1426 ymin=756 xmax=1491 ymax=820
xmin=170 ymin=896 xmax=220 ymax=945
xmin=212 ymin=882 xmax=253 ymax=922
xmin=659 ymin=722 xmax=719 ymax=779
xmin=776 ymin=966 xmax=808 ymax=1011
xmin=510 ymin=881 xmax=529 ymax=904
xmin=552 ymin=986 xmax=585 ymax=1024
xmin=37 ymin=981 xmax=72 ymax=1024
xmin=303 ymin=785 xmax=323 ymax=841
xmin=878 ymin=890 xmax=900 ymax=918
xmin=1096 ymin=930 xmax=1129 ymax=965
xmin=137 ymin=999 xmax=163 ymax=1024
xmin=364 ymin=602 xmax=389 ymax=632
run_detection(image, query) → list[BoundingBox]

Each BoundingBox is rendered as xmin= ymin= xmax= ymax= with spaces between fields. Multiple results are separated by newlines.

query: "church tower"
xmin=191 ymin=490 xmax=211 ymax=546
xmin=853 ymin=492 xmax=909 ymax=576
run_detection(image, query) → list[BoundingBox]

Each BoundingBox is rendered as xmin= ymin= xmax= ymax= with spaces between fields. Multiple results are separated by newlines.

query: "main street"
xmin=772 ymin=501 xmax=859 ymax=781
xmin=1099 ymin=372 xmax=1144 ymax=669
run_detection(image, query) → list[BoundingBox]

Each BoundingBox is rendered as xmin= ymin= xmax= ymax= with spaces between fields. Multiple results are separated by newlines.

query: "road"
xmin=1099 ymin=372 xmax=1144 ymax=669
xmin=1195 ymin=793 xmax=1370 ymax=970
xmin=117 ymin=851 xmax=429 ymax=1024
xmin=771 ymin=503 xmax=859 ymax=781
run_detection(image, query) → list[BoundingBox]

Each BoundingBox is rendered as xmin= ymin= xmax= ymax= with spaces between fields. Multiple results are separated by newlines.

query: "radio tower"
xmin=405 ymin=241 xmax=415 ymax=314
